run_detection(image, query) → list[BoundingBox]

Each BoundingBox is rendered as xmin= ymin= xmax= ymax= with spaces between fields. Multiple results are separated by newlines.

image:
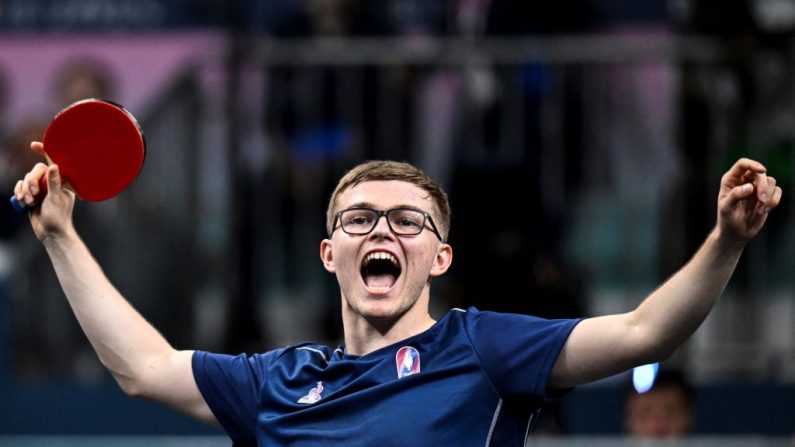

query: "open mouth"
xmin=361 ymin=251 xmax=402 ymax=294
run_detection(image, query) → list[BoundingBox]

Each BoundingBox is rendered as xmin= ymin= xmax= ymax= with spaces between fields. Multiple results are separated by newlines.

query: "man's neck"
xmin=342 ymin=300 xmax=436 ymax=356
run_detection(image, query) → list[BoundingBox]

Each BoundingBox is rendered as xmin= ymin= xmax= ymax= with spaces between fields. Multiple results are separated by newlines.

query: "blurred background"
xmin=0 ymin=0 xmax=793 ymax=445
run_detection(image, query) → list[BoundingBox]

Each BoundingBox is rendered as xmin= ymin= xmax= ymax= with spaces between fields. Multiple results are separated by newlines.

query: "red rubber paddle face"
xmin=42 ymin=99 xmax=145 ymax=202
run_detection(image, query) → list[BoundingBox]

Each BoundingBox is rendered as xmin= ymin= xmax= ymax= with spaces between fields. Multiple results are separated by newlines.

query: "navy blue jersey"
xmin=192 ymin=307 xmax=580 ymax=446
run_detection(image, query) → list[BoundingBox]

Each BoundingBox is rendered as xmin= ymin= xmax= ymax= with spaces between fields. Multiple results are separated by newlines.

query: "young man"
xmin=14 ymin=143 xmax=782 ymax=446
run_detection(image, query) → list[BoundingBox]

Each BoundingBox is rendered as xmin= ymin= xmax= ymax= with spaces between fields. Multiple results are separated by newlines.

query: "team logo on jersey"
xmin=297 ymin=381 xmax=324 ymax=404
xmin=396 ymin=346 xmax=421 ymax=379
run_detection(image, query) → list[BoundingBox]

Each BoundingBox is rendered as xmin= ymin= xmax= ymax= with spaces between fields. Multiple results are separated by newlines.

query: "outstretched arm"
xmin=549 ymin=158 xmax=783 ymax=388
xmin=15 ymin=143 xmax=216 ymax=424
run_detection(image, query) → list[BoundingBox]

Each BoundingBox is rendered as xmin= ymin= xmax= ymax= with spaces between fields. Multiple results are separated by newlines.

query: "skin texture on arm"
xmin=549 ymin=158 xmax=783 ymax=388
xmin=15 ymin=144 xmax=216 ymax=425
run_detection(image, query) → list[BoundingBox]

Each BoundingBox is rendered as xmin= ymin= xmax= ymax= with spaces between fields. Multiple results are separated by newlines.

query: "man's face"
xmin=320 ymin=180 xmax=452 ymax=323
xmin=625 ymin=385 xmax=692 ymax=438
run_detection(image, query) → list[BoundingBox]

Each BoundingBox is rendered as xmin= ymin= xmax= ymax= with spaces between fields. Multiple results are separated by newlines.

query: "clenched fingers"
xmin=15 ymin=162 xmax=48 ymax=206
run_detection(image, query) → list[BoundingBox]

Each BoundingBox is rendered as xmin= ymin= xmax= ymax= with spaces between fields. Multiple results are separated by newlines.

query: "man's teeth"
xmin=365 ymin=252 xmax=399 ymax=267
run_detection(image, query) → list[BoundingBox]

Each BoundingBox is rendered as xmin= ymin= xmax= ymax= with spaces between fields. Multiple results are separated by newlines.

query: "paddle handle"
xmin=9 ymin=176 xmax=48 ymax=215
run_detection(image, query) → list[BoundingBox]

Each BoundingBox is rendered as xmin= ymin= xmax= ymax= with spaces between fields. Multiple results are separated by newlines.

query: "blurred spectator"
xmin=624 ymin=369 xmax=695 ymax=438
xmin=52 ymin=57 xmax=116 ymax=108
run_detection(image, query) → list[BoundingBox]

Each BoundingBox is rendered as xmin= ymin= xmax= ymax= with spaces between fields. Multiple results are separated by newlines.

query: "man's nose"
xmin=369 ymin=214 xmax=395 ymax=239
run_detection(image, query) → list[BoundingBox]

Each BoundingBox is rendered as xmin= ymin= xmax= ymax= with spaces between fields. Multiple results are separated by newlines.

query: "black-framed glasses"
xmin=331 ymin=207 xmax=444 ymax=241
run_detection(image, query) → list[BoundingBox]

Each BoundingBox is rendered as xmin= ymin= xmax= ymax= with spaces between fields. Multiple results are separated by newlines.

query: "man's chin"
xmin=349 ymin=299 xmax=405 ymax=322
xmin=360 ymin=304 xmax=401 ymax=321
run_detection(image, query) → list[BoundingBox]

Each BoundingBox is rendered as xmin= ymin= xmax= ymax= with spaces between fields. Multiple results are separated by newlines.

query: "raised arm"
xmin=549 ymin=158 xmax=783 ymax=388
xmin=14 ymin=142 xmax=216 ymax=424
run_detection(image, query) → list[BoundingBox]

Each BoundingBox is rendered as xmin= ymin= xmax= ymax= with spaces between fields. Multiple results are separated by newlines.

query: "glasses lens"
xmin=388 ymin=209 xmax=425 ymax=235
xmin=340 ymin=209 xmax=378 ymax=234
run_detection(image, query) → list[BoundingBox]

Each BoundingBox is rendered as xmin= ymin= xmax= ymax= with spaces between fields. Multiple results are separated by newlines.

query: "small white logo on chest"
xmin=297 ymin=381 xmax=324 ymax=404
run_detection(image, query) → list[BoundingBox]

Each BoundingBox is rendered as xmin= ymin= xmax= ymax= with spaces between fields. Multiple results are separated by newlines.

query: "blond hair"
xmin=326 ymin=161 xmax=451 ymax=241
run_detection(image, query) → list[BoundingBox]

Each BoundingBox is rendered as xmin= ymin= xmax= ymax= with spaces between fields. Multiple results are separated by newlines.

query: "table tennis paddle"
xmin=9 ymin=98 xmax=146 ymax=214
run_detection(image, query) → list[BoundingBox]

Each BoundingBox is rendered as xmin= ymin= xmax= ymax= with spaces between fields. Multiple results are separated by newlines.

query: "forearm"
xmin=42 ymin=229 xmax=174 ymax=395
xmin=632 ymin=226 xmax=745 ymax=358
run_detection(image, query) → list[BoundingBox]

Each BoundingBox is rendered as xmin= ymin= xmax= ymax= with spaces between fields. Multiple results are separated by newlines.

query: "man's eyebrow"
xmin=343 ymin=202 xmax=428 ymax=213
xmin=345 ymin=202 xmax=377 ymax=209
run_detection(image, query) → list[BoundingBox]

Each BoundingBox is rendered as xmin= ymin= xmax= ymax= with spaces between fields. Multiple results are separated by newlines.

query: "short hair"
xmin=326 ymin=160 xmax=451 ymax=241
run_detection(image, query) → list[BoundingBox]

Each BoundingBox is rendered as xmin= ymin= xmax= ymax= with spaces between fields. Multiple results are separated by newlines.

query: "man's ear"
xmin=429 ymin=243 xmax=453 ymax=277
xmin=320 ymin=239 xmax=335 ymax=273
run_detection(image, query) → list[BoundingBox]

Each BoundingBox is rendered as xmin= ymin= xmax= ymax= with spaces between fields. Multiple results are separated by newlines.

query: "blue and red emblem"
xmin=396 ymin=346 xmax=421 ymax=379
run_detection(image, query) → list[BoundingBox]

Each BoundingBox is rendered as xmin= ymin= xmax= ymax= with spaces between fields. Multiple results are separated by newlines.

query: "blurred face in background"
xmin=625 ymin=383 xmax=693 ymax=438
xmin=54 ymin=60 xmax=114 ymax=108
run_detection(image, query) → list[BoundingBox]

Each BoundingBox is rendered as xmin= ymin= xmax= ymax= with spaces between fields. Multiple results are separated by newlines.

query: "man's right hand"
xmin=13 ymin=141 xmax=76 ymax=241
